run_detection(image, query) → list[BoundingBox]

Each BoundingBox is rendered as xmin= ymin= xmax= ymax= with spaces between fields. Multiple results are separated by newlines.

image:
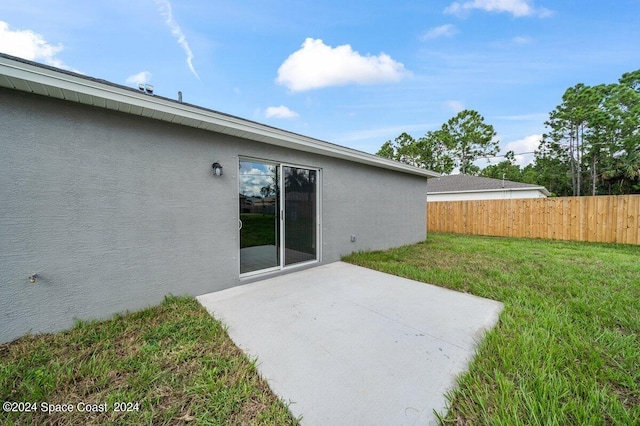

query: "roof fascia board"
xmin=428 ymin=187 xmax=549 ymax=195
xmin=0 ymin=56 xmax=439 ymax=179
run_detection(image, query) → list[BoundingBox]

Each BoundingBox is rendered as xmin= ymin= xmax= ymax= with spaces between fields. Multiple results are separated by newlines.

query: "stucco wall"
xmin=0 ymin=88 xmax=427 ymax=343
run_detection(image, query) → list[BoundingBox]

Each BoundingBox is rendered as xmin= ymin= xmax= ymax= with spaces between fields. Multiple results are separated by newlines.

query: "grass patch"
xmin=0 ymin=296 xmax=298 ymax=425
xmin=240 ymin=213 xmax=315 ymax=254
xmin=241 ymin=213 xmax=277 ymax=248
xmin=343 ymin=233 xmax=640 ymax=425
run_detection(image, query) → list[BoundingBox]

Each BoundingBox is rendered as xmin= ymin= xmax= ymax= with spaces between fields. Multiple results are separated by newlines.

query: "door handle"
xmin=239 ymin=219 xmax=243 ymax=230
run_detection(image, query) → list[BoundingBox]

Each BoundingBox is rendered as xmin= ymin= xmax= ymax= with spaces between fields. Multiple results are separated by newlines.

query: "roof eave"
xmin=428 ymin=187 xmax=549 ymax=195
xmin=0 ymin=54 xmax=439 ymax=179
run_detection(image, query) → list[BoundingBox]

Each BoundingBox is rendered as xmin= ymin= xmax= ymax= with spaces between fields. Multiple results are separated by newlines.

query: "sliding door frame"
xmin=239 ymin=156 xmax=322 ymax=278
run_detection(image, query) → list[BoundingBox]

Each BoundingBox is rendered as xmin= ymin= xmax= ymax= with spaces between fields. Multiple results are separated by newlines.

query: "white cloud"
xmin=265 ymin=105 xmax=299 ymax=119
xmin=444 ymin=100 xmax=465 ymax=113
xmin=276 ymin=38 xmax=408 ymax=92
xmin=421 ymin=24 xmax=458 ymax=40
xmin=512 ymin=36 xmax=532 ymax=45
xmin=503 ymin=134 xmax=542 ymax=166
xmin=0 ymin=21 xmax=73 ymax=70
xmin=444 ymin=0 xmax=552 ymax=18
xmin=505 ymin=133 xmax=541 ymax=153
xmin=125 ymin=71 xmax=152 ymax=85
xmin=154 ymin=0 xmax=199 ymax=79
xmin=483 ymin=134 xmax=542 ymax=167
xmin=240 ymin=165 xmax=275 ymax=197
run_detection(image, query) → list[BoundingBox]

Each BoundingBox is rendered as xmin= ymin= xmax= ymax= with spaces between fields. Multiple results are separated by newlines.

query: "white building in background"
xmin=427 ymin=174 xmax=550 ymax=202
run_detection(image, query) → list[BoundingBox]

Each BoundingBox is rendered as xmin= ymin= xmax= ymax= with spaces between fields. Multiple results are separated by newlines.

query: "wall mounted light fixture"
xmin=212 ymin=162 xmax=223 ymax=176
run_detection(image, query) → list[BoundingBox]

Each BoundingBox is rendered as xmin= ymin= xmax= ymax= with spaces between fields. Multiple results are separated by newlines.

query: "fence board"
xmin=427 ymin=195 xmax=640 ymax=245
xmin=631 ymin=196 xmax=640 ymax=245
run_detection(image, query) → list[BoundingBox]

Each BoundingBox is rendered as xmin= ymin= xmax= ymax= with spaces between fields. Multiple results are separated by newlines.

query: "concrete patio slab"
xmin=197 ymin=261 xmax=503 ymax=425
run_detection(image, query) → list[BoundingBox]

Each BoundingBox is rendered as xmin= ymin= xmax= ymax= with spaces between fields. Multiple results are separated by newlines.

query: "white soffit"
xmin=0 ymin=55 xmax=439 ymax=179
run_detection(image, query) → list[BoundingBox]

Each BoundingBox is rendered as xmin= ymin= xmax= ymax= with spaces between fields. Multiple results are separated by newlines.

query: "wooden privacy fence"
xmin=427 ymin=195 xmax=640 ymax=245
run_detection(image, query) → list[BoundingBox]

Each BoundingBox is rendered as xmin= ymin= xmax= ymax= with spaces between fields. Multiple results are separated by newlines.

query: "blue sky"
xmin=2 ymin=0 xmax=639 ymax=168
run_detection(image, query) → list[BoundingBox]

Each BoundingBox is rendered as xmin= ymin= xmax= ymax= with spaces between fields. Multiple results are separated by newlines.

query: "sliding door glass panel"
xmin=239 ymin=161 xmax=280 ymax=274
xmin=283 ymin=166 xmax=317 ymax=266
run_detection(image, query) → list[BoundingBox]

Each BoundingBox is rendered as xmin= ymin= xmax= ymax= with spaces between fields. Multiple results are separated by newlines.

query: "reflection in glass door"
xmin=239 ymin=159 xmax=319 ymax=275
xmin=239 ymin=160 xmax=280 ymax=274
xmin=283 ymin=166 xmax=317 ymax=266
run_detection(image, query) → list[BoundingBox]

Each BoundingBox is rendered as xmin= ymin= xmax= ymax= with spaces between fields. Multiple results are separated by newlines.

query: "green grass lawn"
xmin=2 ymin=234 xmax=638 ymax=425
xmin=240 ymin=213 xmax=277 ymax=248
xmin=343 ymin=233 xmax=640 ymax=425
xmin=240 ymin=213 xmax=315 ymax=255
xmin=0 ymin=296 xmax=298 ymax=426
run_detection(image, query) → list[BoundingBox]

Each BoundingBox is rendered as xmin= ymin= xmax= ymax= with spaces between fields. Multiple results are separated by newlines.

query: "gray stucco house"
xmin=0 ymin=53 xmax=438 ymax=343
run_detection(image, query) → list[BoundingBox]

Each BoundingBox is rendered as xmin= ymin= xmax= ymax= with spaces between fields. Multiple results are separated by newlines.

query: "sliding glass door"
xmin=239 ymin=159 xmax=319 ymax=275
xmin=283 ymin=166 xmax=317 ymax=266
xmin=239 ymin=160 xmax=280 ymax=274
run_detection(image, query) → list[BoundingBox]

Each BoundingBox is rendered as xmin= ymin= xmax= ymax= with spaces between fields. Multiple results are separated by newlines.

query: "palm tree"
xmin=603 ymin=149 xmax=640 ymax=194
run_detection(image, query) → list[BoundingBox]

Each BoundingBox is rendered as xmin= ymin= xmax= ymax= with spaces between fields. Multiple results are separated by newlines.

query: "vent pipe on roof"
xmin=178 ymin=91 xmax=183 ymax=103
xmin=137 ymin=84 xmax=154 ymax=95
xmin=502 ymin=173 xmax=506 ymax=188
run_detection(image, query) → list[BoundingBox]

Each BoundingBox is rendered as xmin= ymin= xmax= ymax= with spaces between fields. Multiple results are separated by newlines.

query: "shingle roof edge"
xmin=0 ymin=53 xmax=439 ymax=179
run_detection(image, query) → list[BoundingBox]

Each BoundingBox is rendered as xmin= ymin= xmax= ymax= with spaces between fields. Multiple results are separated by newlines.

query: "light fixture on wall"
xmin=212 ymin=162 xmax=223 ymax=176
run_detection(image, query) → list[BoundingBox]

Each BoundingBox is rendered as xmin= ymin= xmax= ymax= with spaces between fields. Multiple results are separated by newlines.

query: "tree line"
xmin=376 ymin=69 xmax=640 ymax=196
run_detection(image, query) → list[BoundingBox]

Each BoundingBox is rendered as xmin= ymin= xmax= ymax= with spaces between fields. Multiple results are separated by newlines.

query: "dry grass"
xmin=0 ymin=296 xmax=298 ymax=425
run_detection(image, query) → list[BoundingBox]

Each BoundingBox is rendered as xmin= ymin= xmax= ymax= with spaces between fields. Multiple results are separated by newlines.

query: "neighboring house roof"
xmin=428 ymin=174 xmax=551 ymax=196
xmin=0 ymin=53 xmax=439 ymax=179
